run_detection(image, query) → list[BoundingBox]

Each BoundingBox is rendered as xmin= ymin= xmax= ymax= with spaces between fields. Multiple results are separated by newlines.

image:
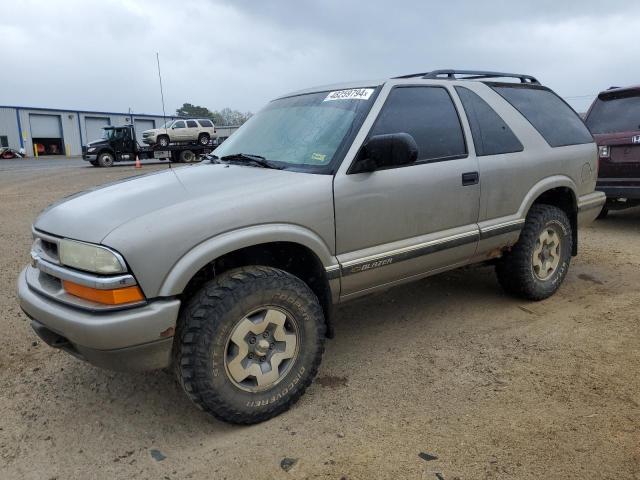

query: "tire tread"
xmin=174 ymin=266 xmax=325 ymax=424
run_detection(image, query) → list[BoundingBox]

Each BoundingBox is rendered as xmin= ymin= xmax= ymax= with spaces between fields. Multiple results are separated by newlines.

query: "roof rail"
xmin=395 ymin=69 xmax=540 ymax=85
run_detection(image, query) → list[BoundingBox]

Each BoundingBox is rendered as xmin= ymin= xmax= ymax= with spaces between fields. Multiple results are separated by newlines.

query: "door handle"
xmin=461 ymin=171 xmax=479 ymax=186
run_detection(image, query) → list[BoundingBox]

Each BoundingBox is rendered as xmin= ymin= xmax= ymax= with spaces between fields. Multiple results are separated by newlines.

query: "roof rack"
xmin=395 ymin=69 xmax=540 ymax=85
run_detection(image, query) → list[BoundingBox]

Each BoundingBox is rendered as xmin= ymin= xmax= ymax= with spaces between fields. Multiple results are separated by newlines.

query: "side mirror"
xmin=350 ymin=133 xmax=418 ymax=173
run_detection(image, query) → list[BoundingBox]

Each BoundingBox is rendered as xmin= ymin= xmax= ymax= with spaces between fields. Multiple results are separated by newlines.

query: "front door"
xmin=334 ymin=85 xmax=480 ymax=297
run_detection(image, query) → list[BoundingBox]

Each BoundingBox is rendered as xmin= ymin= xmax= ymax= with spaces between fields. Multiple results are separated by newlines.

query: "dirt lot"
xmin=0 ymin=158 xmax=638 ymax=479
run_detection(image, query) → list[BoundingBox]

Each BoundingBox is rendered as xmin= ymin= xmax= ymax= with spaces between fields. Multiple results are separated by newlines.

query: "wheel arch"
xmin=96 ymin=147 xmax=115 ymax=158
xmin=520 ymin=176 xmax=578 ymax=256
xmin=158 ymin=225 xmax=340 ymax=336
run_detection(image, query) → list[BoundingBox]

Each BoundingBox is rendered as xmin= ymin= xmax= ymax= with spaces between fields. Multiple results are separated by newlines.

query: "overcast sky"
xmin=1 ymin=0 xmax=638 ymax=115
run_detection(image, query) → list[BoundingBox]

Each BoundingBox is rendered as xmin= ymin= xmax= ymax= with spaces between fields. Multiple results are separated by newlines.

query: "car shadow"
xmin=594 ymin=206 xmax=640 ymax=230
xmin=45 ymin=264 xmax=505 ymax=436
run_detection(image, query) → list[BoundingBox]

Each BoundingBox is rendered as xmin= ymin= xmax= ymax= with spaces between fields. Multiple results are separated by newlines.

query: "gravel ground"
xmin=0 ymin=158 xmax=638 ymax=479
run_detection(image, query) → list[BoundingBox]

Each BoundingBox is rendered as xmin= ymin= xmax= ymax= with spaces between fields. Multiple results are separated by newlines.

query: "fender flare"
xmin=96 ymin=148 xmax=116 ymax=159
xmin=516 ymin=175 xmax=578 ymax=219
xmin=157 ymin=223 xmax=338 ymax=297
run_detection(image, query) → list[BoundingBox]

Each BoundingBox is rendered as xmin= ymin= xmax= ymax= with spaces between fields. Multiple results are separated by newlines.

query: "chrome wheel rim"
xmin=223 ymin=307 xmax=299 ymax=392
xmin=532 ymin=227 xmax=561 ymax=280
xmin=200 ymin=135 xmax=209 ymax=145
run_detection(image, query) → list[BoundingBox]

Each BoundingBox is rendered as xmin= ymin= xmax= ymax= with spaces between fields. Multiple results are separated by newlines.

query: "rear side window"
xmin=370 ymin=86 xmax=466 ymax=162
xmin=455 ymin=86 xmax=523 ymax=156
xmin=585 ymin=92 xmax=640 ymax=134
xmin=492 ymin=85 xmax=593 ymax=147
xmin=186 ymin=120 xmax=198 ymax=128
xmin=198 ymin=119 xmax=213 ymax=127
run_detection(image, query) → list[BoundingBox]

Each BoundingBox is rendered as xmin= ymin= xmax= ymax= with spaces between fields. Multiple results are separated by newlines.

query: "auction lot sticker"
xmin=324 ymin=88 xmax=374 ymax=101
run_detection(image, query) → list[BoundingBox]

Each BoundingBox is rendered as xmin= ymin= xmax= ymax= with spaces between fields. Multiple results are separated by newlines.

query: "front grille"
xmin=32 ymin=231 xmax=60 ymax=265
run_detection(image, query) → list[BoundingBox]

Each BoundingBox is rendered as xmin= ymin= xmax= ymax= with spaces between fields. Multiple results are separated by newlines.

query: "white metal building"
xmin=0 ymin=105 xmax=239 ymax=157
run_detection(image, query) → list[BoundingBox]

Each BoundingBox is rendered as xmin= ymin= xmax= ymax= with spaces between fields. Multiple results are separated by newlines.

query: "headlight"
xmin=87 ymin=147 xmax=96 ymax=153
xmin=58 ymin=239 xmax=127 ymax=274
xmin=598 ymin=145 xmax=610 ymax=158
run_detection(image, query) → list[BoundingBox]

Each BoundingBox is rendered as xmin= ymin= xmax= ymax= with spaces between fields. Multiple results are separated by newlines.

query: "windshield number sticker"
xmin=324 ymin=88 xmax=374 ymax=102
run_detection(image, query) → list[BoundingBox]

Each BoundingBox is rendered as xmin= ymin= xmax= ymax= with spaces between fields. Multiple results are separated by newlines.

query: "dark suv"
xmin=585 ymin=85 xmax=640 ymax=217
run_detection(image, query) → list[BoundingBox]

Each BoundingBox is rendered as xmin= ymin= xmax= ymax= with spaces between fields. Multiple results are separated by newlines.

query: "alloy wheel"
xmin=532 ymin=227 xmax=561 ymax=280
xmin=223 ymin=307 xmax=299 ymax=392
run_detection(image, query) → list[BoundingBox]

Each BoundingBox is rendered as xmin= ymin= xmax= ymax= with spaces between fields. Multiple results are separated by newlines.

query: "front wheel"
xmin=496 ymin=204 xmax=572 ymax=301
xmin=89 ymin=160 xmax=98 ymax=167
xmin=157 ymin=135 xmax=170 ymax=148
xmin=174 ymin=266 xmax=326 ymax=424
xmin=97 ymin=152 xmax=114 ymax=168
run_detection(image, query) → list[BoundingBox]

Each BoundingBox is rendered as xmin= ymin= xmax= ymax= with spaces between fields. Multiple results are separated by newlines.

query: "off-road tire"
xmin=496 ymin=204 xmax=572 ymax=301
xmin=174 ymin=266 xmax=326 ymax=424
xmin=198 ymin=133 xmax=210 ymax=146
xmin=97 ymin=152 xmax=114 ymax=168
xmin=179 ymin=149 xmax=196 ymax=163
xmin=158 ymin=135 xmax=170 ymax=148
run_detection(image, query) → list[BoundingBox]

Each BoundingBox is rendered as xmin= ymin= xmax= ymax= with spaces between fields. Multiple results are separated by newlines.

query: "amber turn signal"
xmin=63 ymin=280 xmax=144 ymax=305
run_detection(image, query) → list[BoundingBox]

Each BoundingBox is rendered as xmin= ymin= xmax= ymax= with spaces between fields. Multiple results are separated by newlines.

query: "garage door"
xmin=29 ymin=114 xmax=62 ymax=138
xmin=30 ymin=114 xmax=64 ymax=155
xmin=85 ymin=117 xmax=110 ymax=143
xmin=134 ymin=119 xmax=155 ymax=144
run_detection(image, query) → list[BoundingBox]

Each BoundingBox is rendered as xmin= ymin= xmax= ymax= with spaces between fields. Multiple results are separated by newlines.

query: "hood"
xmin=34 ymin=164 xmax=333 ymax=246
xmin=86 ymin=138 xmax=108 ymax=147
xmin=143 ymin=128 xmax=164 ymax=135
xmin=35 ymin=169 xmax=187 ymax=243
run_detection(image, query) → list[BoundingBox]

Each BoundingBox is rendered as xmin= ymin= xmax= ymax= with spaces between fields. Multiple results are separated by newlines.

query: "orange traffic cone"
xmin=135 ymin=155 xmax=141 ymax=169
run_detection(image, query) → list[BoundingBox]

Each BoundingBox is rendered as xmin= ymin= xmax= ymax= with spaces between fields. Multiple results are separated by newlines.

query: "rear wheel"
xmin=97 ymin=152 xmax=114 ymax=168
xmin=174 ymin=266 xmax=326 ymax=424
xmin=179 ymin=149 xmax=196 ymax=163
xmin=157 ymin=135 xmax=170 ymax=148
xmin=496 ymin=204 xmax=572 ymax=300
xmin=198 ymin=133 xmax=210 ymax=146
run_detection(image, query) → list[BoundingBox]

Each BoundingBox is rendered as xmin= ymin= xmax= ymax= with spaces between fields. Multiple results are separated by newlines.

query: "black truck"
xmin=81 ymin=124 xmax=215 ymax=167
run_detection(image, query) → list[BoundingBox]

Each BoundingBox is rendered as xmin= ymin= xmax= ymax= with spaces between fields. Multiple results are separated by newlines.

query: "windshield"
xmin=212 ymin=88 xmax=378 ymax=172
xmin=586 ymin=92 xmax=640 ymax=134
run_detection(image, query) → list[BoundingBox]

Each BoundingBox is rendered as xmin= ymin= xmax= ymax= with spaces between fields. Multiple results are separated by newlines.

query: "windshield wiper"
xmin=220 ymin=153 xmax=284 ymax=170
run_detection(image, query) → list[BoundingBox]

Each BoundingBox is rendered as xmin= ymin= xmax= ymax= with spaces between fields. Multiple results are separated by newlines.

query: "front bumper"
xmin=82 ymin=153 xmax=97 ymax=161
xmin=596 ymin=182 xmax=640 ymax=200
xmin=18 ymin=268 xmax=180 ymax=371
xmin=577 ymin=191 xmax=607 ymax=225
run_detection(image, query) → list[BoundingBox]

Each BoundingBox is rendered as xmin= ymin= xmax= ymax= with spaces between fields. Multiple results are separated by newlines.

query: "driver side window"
xmin=173 ymin=120 xmax=186 ymax=129
xmin=370 ymin=86 xmax=467 ymax=163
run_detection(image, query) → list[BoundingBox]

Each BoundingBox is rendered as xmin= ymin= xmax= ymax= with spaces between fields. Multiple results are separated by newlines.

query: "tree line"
xmin=176 ymin=103 xmax=253 ymax=126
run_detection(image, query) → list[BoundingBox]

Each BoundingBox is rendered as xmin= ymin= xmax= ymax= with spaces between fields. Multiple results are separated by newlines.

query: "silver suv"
xmin=142 ymin=118 xmax=217 ymax=147
xmin=18 ymin=70 xmax=605 ymax=424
